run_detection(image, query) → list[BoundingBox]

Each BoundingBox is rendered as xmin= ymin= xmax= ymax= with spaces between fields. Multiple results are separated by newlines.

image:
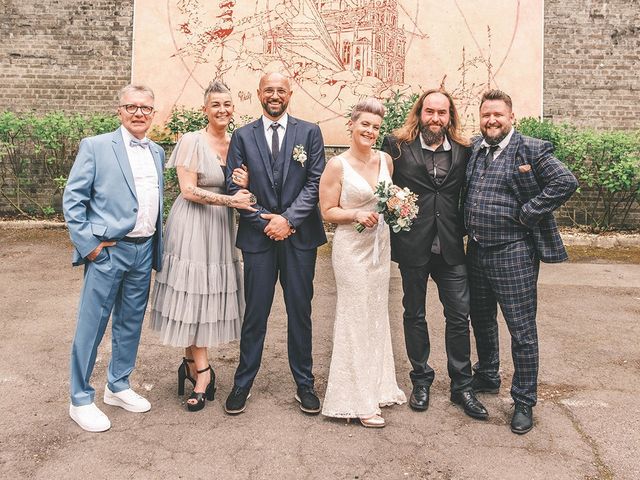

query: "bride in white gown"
xmin=319 ymin=98 xmax=406 ymax=428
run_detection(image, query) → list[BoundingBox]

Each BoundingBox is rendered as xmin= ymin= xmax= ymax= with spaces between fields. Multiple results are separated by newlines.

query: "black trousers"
xmin=399 ymin=254 xmax=472 ymax=392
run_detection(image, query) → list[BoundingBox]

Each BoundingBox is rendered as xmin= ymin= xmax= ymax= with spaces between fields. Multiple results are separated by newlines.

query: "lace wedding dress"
xmin=322 ymin=152 xmax=406 ymax=419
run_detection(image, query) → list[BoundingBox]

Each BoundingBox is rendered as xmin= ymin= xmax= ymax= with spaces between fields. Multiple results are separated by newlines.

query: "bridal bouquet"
xmin=355 ymin=181 xmax=419 ymax=233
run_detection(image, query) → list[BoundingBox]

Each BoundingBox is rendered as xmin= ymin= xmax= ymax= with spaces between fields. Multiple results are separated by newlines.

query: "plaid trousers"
xmin=467 ymin=238 xmax=540 ymax=406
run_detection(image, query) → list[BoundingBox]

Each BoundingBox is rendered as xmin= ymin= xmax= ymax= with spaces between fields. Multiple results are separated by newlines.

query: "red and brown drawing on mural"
xmin=137 ymin=0 xmax=543 ymax=143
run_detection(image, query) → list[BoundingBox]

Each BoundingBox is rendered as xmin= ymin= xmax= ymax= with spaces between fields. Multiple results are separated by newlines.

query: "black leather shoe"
xmin=295 ymin=386 xmax=321 ymax=414
xmin=471 ymin=375 xmax=500 ymax=394
xmin=409 ymin=385 xmax=430 ymax=411
xmin=450 ymin=390 xmax=488 ymax=420
xmin=224 ymin=385 xmax=251 ymax=415
xmin=511 ymin=402 xmax=533 ymax=434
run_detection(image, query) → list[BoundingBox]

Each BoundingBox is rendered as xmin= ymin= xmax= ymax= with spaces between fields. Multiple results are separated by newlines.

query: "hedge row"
xmin=0 ymin=105 xmax=638 ymax=230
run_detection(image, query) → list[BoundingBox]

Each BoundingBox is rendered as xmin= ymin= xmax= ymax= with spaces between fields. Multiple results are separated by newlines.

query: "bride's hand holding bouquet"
xmin=355 ymin=181 xmax=419 ymax=233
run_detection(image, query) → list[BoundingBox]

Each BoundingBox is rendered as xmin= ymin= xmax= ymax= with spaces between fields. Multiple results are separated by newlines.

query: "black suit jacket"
xmin=381 ymin=135 xmax=471 ymax=266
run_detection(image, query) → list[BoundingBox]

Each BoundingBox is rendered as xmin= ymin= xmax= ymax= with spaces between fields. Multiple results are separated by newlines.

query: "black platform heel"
xmin=177 ymin=357 xmax=196 ymax=396
xmin=187 ymin=365 xmax=216 ymax=412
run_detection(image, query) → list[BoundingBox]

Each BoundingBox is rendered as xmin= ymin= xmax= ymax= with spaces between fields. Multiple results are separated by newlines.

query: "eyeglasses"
xmin=119 ymin=104 xmax=155 ymax=115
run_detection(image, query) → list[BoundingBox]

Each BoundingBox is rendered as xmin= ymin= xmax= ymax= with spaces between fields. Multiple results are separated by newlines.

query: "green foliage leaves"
xmin=377 ymin=91 xmax=419 ymax=149
xmin=165 ymin=107 xmax=208 ymax=139
xmin=518 ymin=118 xmax=640 ymax=231
xmin=162 ymin=106 xmax=252 ymax=140
xmin=0 ymin=111 xmax=119 ymax=217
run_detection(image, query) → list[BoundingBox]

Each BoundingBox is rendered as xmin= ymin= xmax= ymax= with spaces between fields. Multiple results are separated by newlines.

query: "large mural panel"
xmin=132 ymin=0 xmax=543 ymax=144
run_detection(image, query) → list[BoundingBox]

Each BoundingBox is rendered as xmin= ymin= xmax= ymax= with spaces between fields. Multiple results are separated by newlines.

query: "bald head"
xmin=257 ymin=72 xmax=293 ymax=120
xmin=259 ymin=72 xmax=291 ymax=90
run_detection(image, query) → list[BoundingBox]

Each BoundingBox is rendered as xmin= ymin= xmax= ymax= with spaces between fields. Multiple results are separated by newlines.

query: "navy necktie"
xmin=484 ymin=145 xmax=499 ymax=170
xmin=130 ymin=138 xmax=150 ymax=149
xmin=271 ymin=122 xmax=280 ymax=164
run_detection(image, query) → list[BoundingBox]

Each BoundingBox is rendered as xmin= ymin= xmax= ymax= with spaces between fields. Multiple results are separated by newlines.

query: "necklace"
xmin=349 ymin=149 xmax=372 ymax=164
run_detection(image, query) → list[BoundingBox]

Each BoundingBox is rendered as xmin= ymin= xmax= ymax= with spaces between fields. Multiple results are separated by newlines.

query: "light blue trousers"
xmin=69 ymin=239 xmax=153 ymax=406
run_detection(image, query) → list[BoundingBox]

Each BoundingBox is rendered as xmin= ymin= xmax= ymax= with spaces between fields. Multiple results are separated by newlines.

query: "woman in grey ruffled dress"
xmin=150 ymin=81 xmax=255 ymax=412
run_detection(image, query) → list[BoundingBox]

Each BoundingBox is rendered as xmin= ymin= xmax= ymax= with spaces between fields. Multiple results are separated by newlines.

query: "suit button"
xmin=133 ymin=208 xmax=138 ymax=213
xmin=436 ymin=212 xmax=440 ymax=216
xmin=435 ymin=191 xmax=439 ymax=195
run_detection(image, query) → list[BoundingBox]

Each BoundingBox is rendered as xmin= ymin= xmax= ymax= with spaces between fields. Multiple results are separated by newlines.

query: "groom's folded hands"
xmin=261 ymin=213 xmax=294 ymax=240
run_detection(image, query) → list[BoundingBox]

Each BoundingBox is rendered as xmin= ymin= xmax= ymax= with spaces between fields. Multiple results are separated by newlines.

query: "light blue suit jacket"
xmin=63 ymin=128 xmax=165 ymax=270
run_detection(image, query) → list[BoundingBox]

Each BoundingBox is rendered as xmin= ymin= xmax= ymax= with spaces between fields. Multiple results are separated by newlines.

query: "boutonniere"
xmin=292 ymin=145 xmax=307 ymax=166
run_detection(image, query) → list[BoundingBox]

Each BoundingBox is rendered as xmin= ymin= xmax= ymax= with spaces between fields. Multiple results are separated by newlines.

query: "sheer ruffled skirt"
xmin=149 ymin=195 xmax=244 ymax=347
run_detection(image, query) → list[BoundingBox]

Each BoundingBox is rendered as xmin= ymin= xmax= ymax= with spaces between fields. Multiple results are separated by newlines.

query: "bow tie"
xmin=129 ymin=138 xmax=150 ymax=149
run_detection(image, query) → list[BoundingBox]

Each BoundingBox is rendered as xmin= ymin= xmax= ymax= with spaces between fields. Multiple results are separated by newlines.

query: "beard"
xmin=261 ymin=99 xmax=288 ymax=118
xmin=482 ymin=126 xmax=510 ymax=145
xmin=419 ymin=122 xmax=447 ymax=146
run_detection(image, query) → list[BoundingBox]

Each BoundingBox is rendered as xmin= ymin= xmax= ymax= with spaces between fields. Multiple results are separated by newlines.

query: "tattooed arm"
xmin=177 ymin=166 xmax=256 ymax=211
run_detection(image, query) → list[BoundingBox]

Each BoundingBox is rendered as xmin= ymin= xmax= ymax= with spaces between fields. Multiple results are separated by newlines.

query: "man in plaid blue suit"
xmin=464 ymin=90 xmax=578 ymax=434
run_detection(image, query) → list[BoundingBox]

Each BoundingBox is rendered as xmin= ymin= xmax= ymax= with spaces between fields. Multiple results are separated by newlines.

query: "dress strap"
xmin=373 ymin=151 xmax=387 ymax=267
xmin=377 ymin=150 xmax=390 ymax=183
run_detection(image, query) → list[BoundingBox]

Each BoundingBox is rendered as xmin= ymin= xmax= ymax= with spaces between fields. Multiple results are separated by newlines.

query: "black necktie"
xmin=271 ymin=122 xmax=280 ymax=164
xmin=484 ymin=145 xmax=499 ymax=170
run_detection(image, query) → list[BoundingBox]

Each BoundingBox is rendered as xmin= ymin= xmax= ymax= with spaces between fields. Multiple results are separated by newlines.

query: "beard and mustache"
xmin=420 ymin=122 xmax=447 ymax=145
xmin=261 ymin=99 xmax=288 ymax=118
xmin=481 ymin=126 xmax=510 ymax=146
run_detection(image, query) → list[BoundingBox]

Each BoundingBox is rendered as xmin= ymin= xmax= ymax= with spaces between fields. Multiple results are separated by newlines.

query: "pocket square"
xmin=518 ymin=164 xmax=532 ymax=173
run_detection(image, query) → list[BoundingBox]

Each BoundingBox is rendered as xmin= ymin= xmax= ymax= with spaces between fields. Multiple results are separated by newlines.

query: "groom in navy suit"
xmin=225 ymin=72 xmax=327 ymax=415
xmin=63 ymin=84 xmax=164 ymax=432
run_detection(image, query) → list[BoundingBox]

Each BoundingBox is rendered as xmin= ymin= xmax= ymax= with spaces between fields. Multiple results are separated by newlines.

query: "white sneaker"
xmin=69 ymin=403 xmax=111 ymax=432
xmin=103 ymin=385 xmax=151 ymax=413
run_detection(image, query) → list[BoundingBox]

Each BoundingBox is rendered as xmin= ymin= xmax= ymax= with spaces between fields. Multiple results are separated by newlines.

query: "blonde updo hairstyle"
xmin=350 ymin=97 xmax=386 ymax=122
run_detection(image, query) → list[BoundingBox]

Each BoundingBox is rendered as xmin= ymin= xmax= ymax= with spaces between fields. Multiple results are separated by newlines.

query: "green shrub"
xmin=378 ymin=91 xmax=419 ymax=148
xmin=0 ymin=111 xmax=119 ymax=217
xmin=518 ymin=118 xmax=640 ymax=231
xmin=165 ymin=106 xmax=207 ymax=140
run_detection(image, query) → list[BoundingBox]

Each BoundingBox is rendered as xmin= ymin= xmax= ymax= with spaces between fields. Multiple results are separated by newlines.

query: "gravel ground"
xmin=1 ymin=228 xmax=639 ymax=479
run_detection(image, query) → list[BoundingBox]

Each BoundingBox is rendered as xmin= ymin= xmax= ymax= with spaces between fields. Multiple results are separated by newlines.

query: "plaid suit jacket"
xmin=464 ymin=131 xmax=578 ymax=263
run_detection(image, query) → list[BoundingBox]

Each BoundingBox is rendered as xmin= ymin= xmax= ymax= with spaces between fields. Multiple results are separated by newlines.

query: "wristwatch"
xmin=284 ymin=217 xmax=296 ymax=234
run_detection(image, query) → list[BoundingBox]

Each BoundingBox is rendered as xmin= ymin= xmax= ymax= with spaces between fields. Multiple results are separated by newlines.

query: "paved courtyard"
xmin=0 ymin=227 xmax=639 ymax=479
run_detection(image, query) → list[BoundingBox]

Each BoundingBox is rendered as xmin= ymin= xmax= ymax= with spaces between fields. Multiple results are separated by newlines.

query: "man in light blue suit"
xmin=63 ymin=84 xmax=164 ymax=432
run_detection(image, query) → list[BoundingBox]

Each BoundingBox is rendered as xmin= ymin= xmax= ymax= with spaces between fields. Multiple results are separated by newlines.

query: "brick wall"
xmin=0 ymin=0 xmax=638 ymax=224
xmin=0 ymin=1 xmax=133 ymax=113
xmin=1 ymin=1 xmax=638 ymax=125
xmin=544 ymin=0 xmax=640 ymax=130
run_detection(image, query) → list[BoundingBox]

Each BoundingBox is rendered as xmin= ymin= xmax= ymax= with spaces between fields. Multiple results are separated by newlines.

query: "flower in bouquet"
xmin=354 ymin=181 xmax=419 ymax=233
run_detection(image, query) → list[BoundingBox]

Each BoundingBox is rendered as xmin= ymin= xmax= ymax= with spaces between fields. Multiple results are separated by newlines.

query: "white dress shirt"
xmin=262 ymin=113 xmax=288 ymax=152
xmin=120 ymin=126 xmax=159 ymax=237
xmin=480 ymin=127 xmax=515 ymax=160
